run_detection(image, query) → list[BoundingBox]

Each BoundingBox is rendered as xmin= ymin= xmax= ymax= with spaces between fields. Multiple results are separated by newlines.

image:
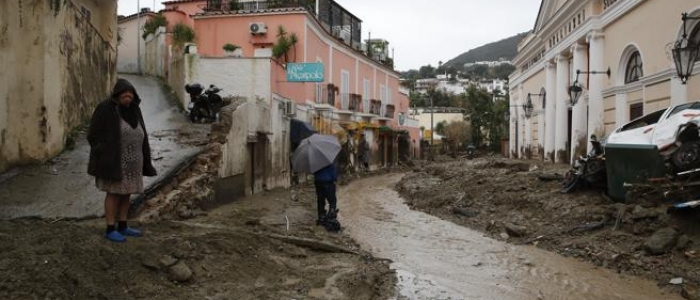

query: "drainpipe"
xmin=137 ymin=0 xmax=141 ymax=75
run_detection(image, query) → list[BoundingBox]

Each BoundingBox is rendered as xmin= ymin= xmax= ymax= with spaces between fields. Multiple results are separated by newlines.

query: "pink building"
xmin=161 ymin=0 xmax=419 ymax=166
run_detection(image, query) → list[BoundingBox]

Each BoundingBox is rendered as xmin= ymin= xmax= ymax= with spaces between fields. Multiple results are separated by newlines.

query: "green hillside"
xmin=444 ymin=32 xmax=528 ymax=68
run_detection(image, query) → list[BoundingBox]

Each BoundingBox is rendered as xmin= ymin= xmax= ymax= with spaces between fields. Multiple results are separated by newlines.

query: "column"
xmin=570 ymin=43 xmax=588 ymax=163
xmin=544 ymin=61 xmax=557 ymax=162
xmin=555 ymin=54 xmax=570 ymax=164
xmin=671 ymin=77 xmax=688 ymax=106
xmin=509 ymin=90 xmax=517 ymax=158
xmin=587 ymin=30 xmax=605 ymax=150
xmin=538 ymin=107 xmax=545 ymax=160
xmin=615 ymin=93 xmax=628 ymax=127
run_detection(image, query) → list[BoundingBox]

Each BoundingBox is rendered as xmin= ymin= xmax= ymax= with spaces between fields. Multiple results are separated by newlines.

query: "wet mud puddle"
xmin=339 ymin=174 xmax=681 ymax=300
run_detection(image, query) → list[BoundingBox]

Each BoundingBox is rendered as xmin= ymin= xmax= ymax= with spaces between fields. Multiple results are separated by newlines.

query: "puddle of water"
xmin=339 ymin=174 xmax=682 ymax=300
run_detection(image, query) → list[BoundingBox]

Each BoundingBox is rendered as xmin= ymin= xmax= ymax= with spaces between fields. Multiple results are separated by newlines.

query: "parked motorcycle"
xmin=561 ymin=135 xmax=607 ymax=193
xmin=466 ymin=144 xmax=476 ymax=160
xmin=185 ymin=83 xmax=224 ymax=123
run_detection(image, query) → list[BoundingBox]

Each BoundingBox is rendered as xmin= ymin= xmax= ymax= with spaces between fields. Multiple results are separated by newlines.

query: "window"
xmin=629 ymin=103 xmax=644 ymax=121
xmin=341 ymin=70 xmax=349 ymax=110
xmin=315 ymin=83 xmax=323 ymax=104
xmin=692 ymin=24 xmax=700 ymax=63
xmin=625 ymin=51 xmax=643 ymax=83
xmin=363 ymin=79 xmax=370 ymax=113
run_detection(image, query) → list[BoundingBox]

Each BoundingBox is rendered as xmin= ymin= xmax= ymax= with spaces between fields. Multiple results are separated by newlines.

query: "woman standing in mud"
xmin=88 ymin=78 xmax=157 ymax=243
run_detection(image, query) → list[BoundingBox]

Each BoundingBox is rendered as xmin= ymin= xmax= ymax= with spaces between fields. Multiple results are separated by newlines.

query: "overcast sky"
xmin=118 ymin=0 xmax=542 ymax=71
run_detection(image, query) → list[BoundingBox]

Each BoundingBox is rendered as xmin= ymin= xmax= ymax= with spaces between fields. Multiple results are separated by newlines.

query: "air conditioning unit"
xmin=249 ymin=22 xmax=267 ymax=35
xmin=284 ymin=101 xmax=296 ymax=116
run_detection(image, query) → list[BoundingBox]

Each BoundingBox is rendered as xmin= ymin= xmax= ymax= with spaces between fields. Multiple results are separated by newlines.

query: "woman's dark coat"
xmin=87 ymin=79 xmax=157 ymax=180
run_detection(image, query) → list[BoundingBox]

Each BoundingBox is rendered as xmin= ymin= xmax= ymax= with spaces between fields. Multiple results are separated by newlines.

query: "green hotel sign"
xmin=286 ymin=63 xmax=324 ymax=82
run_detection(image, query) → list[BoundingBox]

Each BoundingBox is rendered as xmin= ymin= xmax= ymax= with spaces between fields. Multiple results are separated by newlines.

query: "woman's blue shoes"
xmin=105 ymin=231 xmax=126 ymax=243
xmin=119 ymin=227 xmax=143 ymax=237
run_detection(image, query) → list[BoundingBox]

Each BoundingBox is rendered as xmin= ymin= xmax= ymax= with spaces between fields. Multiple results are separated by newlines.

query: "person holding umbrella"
xmin=291 ymin=134 xmax=342 ymax=229
xmin=313 ymin=161 xmax=338 ymax=223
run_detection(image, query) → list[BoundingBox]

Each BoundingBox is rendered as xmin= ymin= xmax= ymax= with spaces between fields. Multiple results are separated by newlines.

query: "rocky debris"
xmin=631 ymin=205 xmax=660 ymax=220
xmin=168 ymin=261 xmax=193 ymax=282
xmin=645 ymin=227 xmax=679 ymax=255
xmin=505 ymin=223 xmax=527 ymax=237
xmin=671 ymin=277 xmax=684 ymax=285
xmin=452 ymin=207 xmax=478 ymax=218
xmin=396 ymin=157 xmax=700 ymax=298
xmin=159 ymin=255 xmax=178 ymax=268
xmin=678 ymin=235 xmax=692 ymax=251
xmin=137 ymin=103 xmax=239 ymax=222
xmin=684 ymin=283 xmax=700 ymax=300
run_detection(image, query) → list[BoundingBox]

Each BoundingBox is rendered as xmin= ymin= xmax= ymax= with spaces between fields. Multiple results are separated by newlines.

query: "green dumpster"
xmin=605 ymin=143 xmax=667 ymax=201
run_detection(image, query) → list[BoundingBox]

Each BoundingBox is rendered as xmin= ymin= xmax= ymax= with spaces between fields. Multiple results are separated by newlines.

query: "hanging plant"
xmin=272 ymin=26 xmax=298 ymax=64
xmin=142 ymin=14 xmax=167 ymax=39
xmin=172 ymin=23 xmax=196 ymax=48
xmin=222 ymin=43 xmax=240 ymax=52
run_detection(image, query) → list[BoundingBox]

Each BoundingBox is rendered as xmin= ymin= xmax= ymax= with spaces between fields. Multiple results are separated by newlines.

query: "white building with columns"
xmin=509 ymin=0 xmax=700 ymax=163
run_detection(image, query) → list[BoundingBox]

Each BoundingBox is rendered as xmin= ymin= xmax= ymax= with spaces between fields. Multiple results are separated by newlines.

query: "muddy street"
xmin=339 ymin=174 xmax=682 ymax=300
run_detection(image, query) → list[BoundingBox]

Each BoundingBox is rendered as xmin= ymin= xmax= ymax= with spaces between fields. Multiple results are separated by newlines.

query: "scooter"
xmin=466 ymin=144 xmax=476 ymax=160
xmin=561 ymin=135 xmax=607 ymax=193
xmin=185 ymin=83 xmax=224 ymax=123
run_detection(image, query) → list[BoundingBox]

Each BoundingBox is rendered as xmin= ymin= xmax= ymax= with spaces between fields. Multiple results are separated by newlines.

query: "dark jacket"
xmin=87 ymin=79 xmax=157 ymax=180
xmin=314 ymin=163 xmax=337 ymax=183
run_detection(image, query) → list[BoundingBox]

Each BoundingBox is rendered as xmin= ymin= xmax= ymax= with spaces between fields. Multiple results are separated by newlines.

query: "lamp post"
xmin=568 ymin=68 xmax=611 ymax=106
xmin=673 ymin=13 xmax=700 ymax=84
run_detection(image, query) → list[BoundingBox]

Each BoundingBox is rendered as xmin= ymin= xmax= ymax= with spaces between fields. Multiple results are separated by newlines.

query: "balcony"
xmin=384 ymin=104 xmax=395 ymax=119
xmin=314 ymin=83 xmax=336 ymax=108
xmin=348 ymin=94 xmax=362 ymax=112
xmin=369 ymin=100 xmax=381 ymax=115
xmin=602 ymin=0 xmax=619 ymax=10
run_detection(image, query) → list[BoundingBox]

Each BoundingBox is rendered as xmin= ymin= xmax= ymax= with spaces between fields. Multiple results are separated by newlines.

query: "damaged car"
xmin=606 ymin=101 xmax=700 ymax=174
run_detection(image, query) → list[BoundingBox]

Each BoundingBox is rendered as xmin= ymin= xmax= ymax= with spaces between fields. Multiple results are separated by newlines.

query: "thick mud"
xmin=0 ymin=186 xmax=395 ymax=300
xmin=396 ymin=157 xmax=700 ymax=299
xmin=341 ymin=174 xmax=683 ymax=299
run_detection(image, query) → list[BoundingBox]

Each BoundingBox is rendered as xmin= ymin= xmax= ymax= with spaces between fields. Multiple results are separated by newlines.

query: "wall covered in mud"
xmin=218 ymin=98 xmax=290 ymax=196
xmin=0 ymin=0 xmax=117 ymax=173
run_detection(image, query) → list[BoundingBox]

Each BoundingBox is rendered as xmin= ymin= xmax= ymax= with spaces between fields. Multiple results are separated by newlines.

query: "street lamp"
xmin=568 ymin=68 xmax=611 ymax=106
xmin=673 ymin=13 xmax=700 ymax=84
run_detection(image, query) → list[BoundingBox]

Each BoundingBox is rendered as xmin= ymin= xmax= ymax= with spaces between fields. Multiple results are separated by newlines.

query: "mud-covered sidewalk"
xmin=397 ymin=157 xmax=700 ymax=298
xmin=0 ymin=184 xmax=395 ymax=300
xmin=0 ymin=74 xmax=208 ymax=220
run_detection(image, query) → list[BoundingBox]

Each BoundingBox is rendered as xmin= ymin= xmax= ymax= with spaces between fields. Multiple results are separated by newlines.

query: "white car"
xmin=606 ymin=101 xmax=700 ymax=172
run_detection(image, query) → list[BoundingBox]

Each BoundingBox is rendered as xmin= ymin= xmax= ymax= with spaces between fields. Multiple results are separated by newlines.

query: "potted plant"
xmin=222 ymin=43 xmax=241 ymax=57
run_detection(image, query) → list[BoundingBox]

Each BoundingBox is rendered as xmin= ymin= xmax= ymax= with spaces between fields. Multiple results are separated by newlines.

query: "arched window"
xmin=625 ymin=51 xmax=643 ymax=83
xmin=692 ymin=24 xmax=700 ymax=63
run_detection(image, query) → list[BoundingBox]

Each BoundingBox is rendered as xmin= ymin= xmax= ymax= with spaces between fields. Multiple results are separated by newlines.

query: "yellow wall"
xmin=0 ymin=0 xmax=117 ymax=172
xmin=603 ymin=0 xmax=696 ymax=88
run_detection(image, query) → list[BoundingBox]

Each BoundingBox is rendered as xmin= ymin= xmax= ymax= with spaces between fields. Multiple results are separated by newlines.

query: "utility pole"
xmin=137 ymin=0 xmax=141 ymax=74
xmin=430 ymin=96 xmax=434 ymax=147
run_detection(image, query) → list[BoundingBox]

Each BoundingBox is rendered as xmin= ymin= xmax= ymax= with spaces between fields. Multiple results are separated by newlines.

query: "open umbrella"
xmin=291 ymin=134 xmax=341 ymax=173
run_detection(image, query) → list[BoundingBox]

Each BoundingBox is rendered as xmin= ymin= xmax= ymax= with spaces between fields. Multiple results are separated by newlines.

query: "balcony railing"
xmin=206 ymin=0 xmax=316 ymax=12
xmin=348 ymin=94 xmax=362 ymax=112
xmin=384 ymin=104 xmax=395 ymax=119
xmin=369 ymin=100 xmax=381 ymax=115
xmin=315 ymin=83 xmax=336 ymax=107
xmin=204 ymin=0 xmax=394 ymax=70
xmin=602 ymin=0 xmax=619 ymax=10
